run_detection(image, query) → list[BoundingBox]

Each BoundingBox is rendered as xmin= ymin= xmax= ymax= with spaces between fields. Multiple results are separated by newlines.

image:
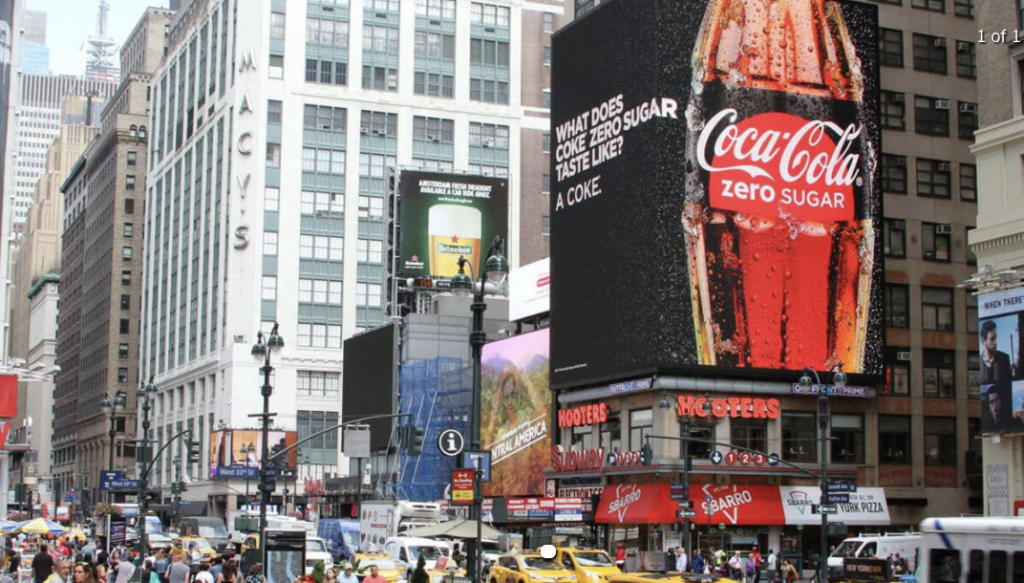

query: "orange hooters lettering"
xmin=676 ymin=395 xmax=782 ymax=420
xmin=558 ymin=402 xmax=609 ymax=428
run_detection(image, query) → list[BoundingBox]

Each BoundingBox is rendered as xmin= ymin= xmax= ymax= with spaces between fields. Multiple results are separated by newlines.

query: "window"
xmin=362 ymin=66 xmax=398 ymax=92
xmin=915 ymin=96 xmax=949 ymax=136
xmin=881 ymin=154 xmax=907 ymax=193
xmin=543 ymin=12 xmax=555 ymax=33
xmin=123 ymin=223 xmax=134 ymax=238
xmin=121 ymin=270 xmax=131 ymax=285
xmin=922 ymin=287 xmax=954 ymax=331
xmin=363 ymin=24 xmax=400 ymax=55
xmin=471 ymin=3 xmax=511 ymax=26
xmin=126 ymin=175 xmax=136 ymax=190
xmin=883 ymin=219 xmax=906 ymax=258
xmin=265 ymin=187 xmax=280 ymax=212
xmin=925 ymin=417 xmax=956 ymax=465
xmin=470 ymin=123 xmax=510 ymax=149
xmin=884 ymin=284 xmax=910 ymax=328
xmin=360 ymin=111 xmax=398 ymax=137
xmin=917 ymin=158 xmax=951 ymax=198
xmin=412 ymin=117 xmax=454 ymax=143
xmin=357 ymin=239 xmax=383 ymax=263
xmin=305 ymin=59 xmax=346 ymax=85
xmin=956 ymin=41 xmax=976 ymax=77
xmin=358 ymin=196 xmax=384 ymax=219
xmin=731 ymin=417 xmax=767 ymax=453
xmin=269 ymin=55 xmax=283 ymax=79
xmin=415 ymin=0 xmax=456 ymax=19
xmin=303 ymin=105 xmax=347 ymax=132
xmin=298 ymin=279 xmax=342 ymax=305
xmin=959 ymin=102 xmax=979 ymax=139
xmin=303 ymin=148 xmax=346 ymax=175
xmin=297 ymin=410 xmax=340 ymax=453
xmin=413 ymin=72 xmax=455 ymax=97
xmin=832 ymin=415 xmax=864 ymax=464
xmin=120 ymin=295 xmax=130 ymax=310
xmin=912 ymin=0 xmax=944 ymax=11
xmin=414 ymin=31 xmax=455 ymax=60
xmin=954 ymin=0 xmax=973 ymax=17
xmin=266 ymin=144 xmax=281 ymax=167
xmin=782 ymin=412 xmax=816 ymax=463
xmin=118 ymin=368 xmax=129 ymax=384
xmin=268 ymin=100 xmax=282 ymax=124
xmin=297 ymin=371 xmax=341 ymax=397
xmin=127 ymin=151 xmax=137 ymax=166
xmin=879 ymin=28 xmax=903 ymax=67
xmin=307 ymin=18 xmax=349 ymax=47
xmin=879 ymin=415 xmax=911 ymax=464
xmin=125 ymin=199 xmax=134 ymax=214
xmin=629 ymin=408 xmax=652 ymax=451
xmin=913 ymin=34 xmax=947 ymax=73
xmin=542 ymin=174 xmax=551 ymax=193
xmin=885 ymin=348 xmax=911 ymax=396
xmin=968 ymin=353 xmax=982 ymax=398
xmin=960 ymin=163 xmax=977 ymax=200
xmin=543 ymin=46 xmax=551 ymax=65
xmin=356 ymin=282 xmax=382 ymax=307
xmin=469 ymin=78 xmax=509 ymax=104
xmin=118 ymin=344 xmax=129 ymax=359
xmin=122 ymin=246 xmax=133 ymax=261
xmin=262 ymin=276 xmax=277 ymax=300
xmin=923 ymin=349 xmax=956 ymax=398
xmin=967 ymin=293 xmax=978 ymax=333
xmin=923 ymin=222 xmax=952 ymax=261
xmin=120 ymin=319 xmax=130 ymax=334
xmin=263 ymin=232 xmax=278 ymax=256
xmin=270 ymin=11 xmax=286 ymax=39
xmin=880 ymin=91 xmax=906 ymax=130
xmin=542 ymin=216 xmax=551 ymax=236
xmin=470 ymin=38 xmax=510 ymax=67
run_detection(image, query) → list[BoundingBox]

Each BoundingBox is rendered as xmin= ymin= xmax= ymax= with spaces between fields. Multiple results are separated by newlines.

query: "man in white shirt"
xmin=766 ymin=550 xmax=778 ymax=583
xmin=675 ymin=548 xmax=688 ymax=573
xmin=193 ymin=564 xmax=214 ymax=583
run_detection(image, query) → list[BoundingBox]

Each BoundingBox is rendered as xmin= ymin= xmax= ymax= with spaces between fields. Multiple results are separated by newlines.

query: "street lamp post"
xmin=251 ymin=323 xmax=285 ymax=571
xmin=137 ymin=379 xmax=158 ymax=556
xmin=798 ymin=367 xmax=847 ymax=583
xmin=450 ymin=236 xmax=509 ymax=582
xmin=659 ymin=391 xmax=711 ymax=562
xmin=101 ymin=390 xmax=128 ymax=504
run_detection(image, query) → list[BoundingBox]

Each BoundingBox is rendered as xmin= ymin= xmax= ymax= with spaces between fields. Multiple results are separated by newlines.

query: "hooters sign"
xmin=676 ymin=395 xmax=780 ymax=419
xmin=558 ymin=402 xmax=609 ymax=428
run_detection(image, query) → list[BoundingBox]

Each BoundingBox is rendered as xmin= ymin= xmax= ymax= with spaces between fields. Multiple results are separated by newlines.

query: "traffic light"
xmin=409 ymin=425 xmax=424 ymax=456
xmin=641 ymin=440 xmax=653 ymax=466
xmin=187 ymin=439 xmax=201 ymax=464
xmin=396 ymin=424 xmax=409 ymax=449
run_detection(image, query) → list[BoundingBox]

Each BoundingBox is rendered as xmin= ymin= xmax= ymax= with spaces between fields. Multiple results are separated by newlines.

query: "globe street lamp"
xmin=138 ymin=378 xmax=158 ymax=555
xmin=101 ymin=390 xmax=128 ymax=503
xmin=252 ymin=322 xmax=284 ymax=570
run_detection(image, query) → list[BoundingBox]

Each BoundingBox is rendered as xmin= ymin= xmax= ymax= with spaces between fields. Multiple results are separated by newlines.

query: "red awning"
xmin=595 ymin=483 xmax=787 ymax=525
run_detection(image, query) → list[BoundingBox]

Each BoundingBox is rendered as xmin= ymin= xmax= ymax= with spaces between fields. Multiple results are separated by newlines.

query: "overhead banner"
xmin=595 ymin=483 xmax=890 ymax=525
xmin=209 ymin=429 xmax=298 ymax=479
xmin=399 ymin=171 xmax=509 ymax=278
xmin=978 ymin=287 xmax=1024 ymax=434
xmin=481 ymin=329 xmax=551 ymax=497
xmin=550 ymin=0 xmax=883 ymax=388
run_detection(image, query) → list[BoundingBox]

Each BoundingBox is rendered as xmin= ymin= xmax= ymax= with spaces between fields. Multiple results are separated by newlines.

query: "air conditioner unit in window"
xmin=934 ymin=38 xmax=947 ymax=47
xmin=897 ymin=351 xmax=912 ymax=361
xmin=483 ymin=139 xmax=494 ymax=147
xmin=429 ymin=135 xmax=441 ymax=142
xmin=957 ymin=41 xmax=970 ymax=52
xmin=935 ymin=100 xmax=950 ymax=110
xmin=938 ymin=162 xmax=952 ymax=171
xmin=936 ymin=224 xmax=953 ymax=234
xmin=960 ymin=102 xmax=977 ymax=113
xmin=360 ymin=127 xmax=369 ymax=134
xmin=375 ymin=129 xmax=387 ymax=136
xmin=893 ymin=93 xmax=905 ymax=102
xmin=892 ymin=220 xmax=905 ymax=231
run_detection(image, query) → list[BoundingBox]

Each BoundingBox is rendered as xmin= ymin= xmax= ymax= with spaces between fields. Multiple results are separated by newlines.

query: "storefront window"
xmin=782 ymin=412 xmax=817 ymax=463
xmin=831 ymin=414 xmax=864 ymax=464
xmin=681 ymin=418 xmax=715 ymax=460
xmin=925 ymin=417 xmax=956 ymax=466
xmin=601 ymin=416 xmax=621 ymax=453
xmin=879 ymin=415 xmax=911 ymax=464
xmin=730 ymin=417 xmax=767 ymax=454
xmin=573 ymin=425 xmax=594 ymax=450
xmin=630 ymin=408 xmax=652 ymax=451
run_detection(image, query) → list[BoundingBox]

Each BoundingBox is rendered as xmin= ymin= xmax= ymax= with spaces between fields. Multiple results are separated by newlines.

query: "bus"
xmin=919 ymin=517 xmax=1024 ymax=583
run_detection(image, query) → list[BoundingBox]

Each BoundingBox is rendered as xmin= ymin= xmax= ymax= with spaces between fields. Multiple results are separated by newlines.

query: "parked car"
xmin=552 ymin=547 xmax=621 ymax=582
xmin=352 ymin=553 xmax=403 ymax=583
xmin=305 ymin=536 xmax=335 ymax=575
xmin=488 ymin=554 xmax=577 ymax=583
xmin=179 ymin=517 xmax=235 ymax=557
xmin=317 ymin=519 xmax=360 ymax=562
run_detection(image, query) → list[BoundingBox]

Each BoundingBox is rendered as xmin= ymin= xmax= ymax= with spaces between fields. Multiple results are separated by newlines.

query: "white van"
xmin=306 ymin=535 xmax=335 ymax=575
xmin=827 ymin=532 xmax=921 ymax=581
xmin=919 ymin=517 xmax=1024 ymax=583
xmin=384 ymin=536 xmax=453 ymax=579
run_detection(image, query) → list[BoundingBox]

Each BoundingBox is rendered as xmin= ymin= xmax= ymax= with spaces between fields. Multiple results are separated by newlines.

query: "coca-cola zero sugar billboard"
xmin=550 ymin=0 xmax=883 ymax=388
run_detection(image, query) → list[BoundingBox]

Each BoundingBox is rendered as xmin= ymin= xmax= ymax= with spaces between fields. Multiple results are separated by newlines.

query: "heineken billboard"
xmin=399 ymin=171 xmax=509 ymax=278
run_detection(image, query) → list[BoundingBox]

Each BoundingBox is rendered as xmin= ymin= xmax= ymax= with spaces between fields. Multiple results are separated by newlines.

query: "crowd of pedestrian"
xmin=664 ymin=545 xmax=799 ymax=583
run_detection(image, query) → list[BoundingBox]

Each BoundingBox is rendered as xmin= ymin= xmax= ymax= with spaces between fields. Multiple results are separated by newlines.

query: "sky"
xmin=27 ymin=0 xmax=172 ymax=76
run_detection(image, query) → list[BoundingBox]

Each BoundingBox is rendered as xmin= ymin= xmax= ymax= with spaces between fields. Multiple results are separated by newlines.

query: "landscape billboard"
xmin=550 ymin=0 xmax=883 ymax=388
xmin=979 ymin=287 xmax=1024 ymax=434
xmin=399 ymin=170 xmax=508 ymax=278
xmin=481 ymin=328 xmax=551 ymax=497
xmin=209 ymin=429 xmax=298 ymax=479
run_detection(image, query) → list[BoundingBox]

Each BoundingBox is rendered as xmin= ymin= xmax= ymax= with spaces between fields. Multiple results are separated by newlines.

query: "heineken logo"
xmin=437 ymin=243 xmax=473 ymax=254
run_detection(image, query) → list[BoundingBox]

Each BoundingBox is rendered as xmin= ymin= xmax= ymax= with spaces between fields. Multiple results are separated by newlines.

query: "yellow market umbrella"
xmin=17 ymin=518 xmax=66 ymax=535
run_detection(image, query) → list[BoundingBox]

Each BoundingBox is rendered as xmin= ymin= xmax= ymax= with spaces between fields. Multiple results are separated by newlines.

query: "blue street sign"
xmin=100 ymin=471 xmax=140 ymax=492
xmin=823 ymin=493 xmax=849 ymax=504
xmin=826 ymin=481 xmax=857 ymax=493
xmin=710 ymin=451 xmax=724 ymax=465
xmin=462 ymin=451 xmax=492 ymax=482
xmin=767 ymin=453 xmax=781 ymax=467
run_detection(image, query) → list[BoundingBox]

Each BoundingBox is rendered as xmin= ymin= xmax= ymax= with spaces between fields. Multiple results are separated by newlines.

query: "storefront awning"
xmin=595 ymin=483 xmax=890 ymax=526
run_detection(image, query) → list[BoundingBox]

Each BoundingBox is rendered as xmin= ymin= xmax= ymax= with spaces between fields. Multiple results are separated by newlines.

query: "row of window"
xmin=880 ymin=91 xmax=978 ymax=139
xmin=881 ymin=153 xmax=975 ymax=199
xmin=261 ymin=275 xmax=383 ymax=304
xmin=884 ymin=283 xmax=977 ymax=332
xmin=868 ymin=0 xmax=973 ymax=18
xmin=880 ymin=30 xmax=976 ymax=78
xmin=882 ymin=220 xmax=975 ymax=263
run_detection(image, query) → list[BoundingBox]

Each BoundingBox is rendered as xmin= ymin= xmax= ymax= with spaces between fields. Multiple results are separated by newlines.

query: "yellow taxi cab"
xmin=604 ymin=572 xmax=739 ymax=583
xmin=489 ymin=553 xmax=578 ymax=583
xmin=240 ymin=534 xmax=260 ymax=555
xmin=553 ymin=548 xmax=621 ymax=582
xmin=353 ymin=553 xmax=404 ymax=583
xmin=427 ymin=567 xmax=466 ymax=583
xmin=172 ymin=536 xmax=218 ymax=562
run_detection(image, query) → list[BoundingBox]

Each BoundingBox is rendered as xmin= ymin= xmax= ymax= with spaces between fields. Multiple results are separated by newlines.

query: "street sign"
xmin=767 ymin=453 xmax=780 ymax=467
xmin=100 ymin=471 xmax=140 ymax=492
xmin=814 ymin=504 xmax=838 ymax=514
xmin=438 ymin=429 xmax=465 ymax=457
xmin=824 ymin=494 xmax=850 ymax=504
xmin=724 ymin=451 xmax=737 ymax=465
xmin=709 ymin=451 xmax=724 ymax=465
xmin=462 ymin=451 xmax=492 ymax=482
xmin=451 ymin=469 xmax=475 ymax=505
xmin=676 ymin=510 xmax=698 ymax=518
xmin=826 ymin=481 xmax=858 ymax=493
xmin=670 ymin=482 xmax=687 ymax=500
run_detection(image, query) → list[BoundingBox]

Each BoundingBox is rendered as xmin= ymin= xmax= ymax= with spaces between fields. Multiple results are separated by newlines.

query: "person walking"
xmin=244 ymin=565 xmax=264 ymax=583
xmin=691 ymin=550 xmax=704 ymax=574
xmin=675 ymin=548 xmax=687 ymax=573
xmin=766 ymin=549 xmax=778 ymax=583
xmin=728 ymin=551 xmax=745 ymax=583
xmin=166 ymin=553 xmax=191 ymax=583
xmin=750 ymin=547 xmax=762 ymax=583
xmin=33 ymin=543 xmax=55 ymax=583
xmin=338 ymin=565 xmax=358 ymax=583
xmin=614 ymin=543 xmax=626 ymax=572
xmin=192 ymin=563 xmax=214 ymax=583
xmin=362 ymin=565 xmax=386 ymax=583
xmin=45 ymin=560 xmax=71 ymax=583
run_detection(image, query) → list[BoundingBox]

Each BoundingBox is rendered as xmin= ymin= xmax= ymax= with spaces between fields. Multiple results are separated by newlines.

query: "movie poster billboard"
xmin=550 ymin=0 xmax=883 ymax=388
xmin=481 ymin=328 xmax=551 ymax=496
xmin=208 ymin=429 xmax=298 ymax=479
xmin=399 ymin=171 xmax=508 ymax=278
xmin=979 ymin=287 xmax=1024 ymax=434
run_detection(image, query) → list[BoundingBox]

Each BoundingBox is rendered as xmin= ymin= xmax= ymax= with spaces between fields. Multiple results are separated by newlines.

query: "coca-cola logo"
xmin=698 ymin=109 xmax=861 ymax=223
xmin=606 ymin=484 xmax=642 ymax=523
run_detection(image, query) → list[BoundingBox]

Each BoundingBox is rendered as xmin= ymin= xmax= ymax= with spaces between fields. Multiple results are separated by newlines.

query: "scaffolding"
xmin=391 ymin=357 xmax=471 ymax=501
